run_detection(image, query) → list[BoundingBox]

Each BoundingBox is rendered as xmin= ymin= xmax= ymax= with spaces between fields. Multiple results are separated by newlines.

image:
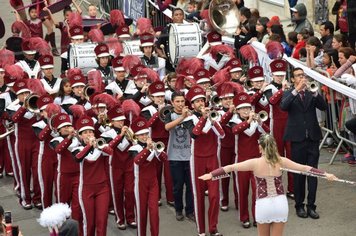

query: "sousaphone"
xmin=209 ymin=0 xmax=240 ymax=36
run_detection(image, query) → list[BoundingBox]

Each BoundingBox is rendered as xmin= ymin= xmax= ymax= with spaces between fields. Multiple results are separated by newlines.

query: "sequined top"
xmin=255 ymin=175 xmax=285 ymax=199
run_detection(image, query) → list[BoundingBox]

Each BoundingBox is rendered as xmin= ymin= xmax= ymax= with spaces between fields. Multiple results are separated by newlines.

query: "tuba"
xmin=209 ymin=0 xmax=240 ymax=36
xmin=24 ymin=94 xmax=40 ymax=113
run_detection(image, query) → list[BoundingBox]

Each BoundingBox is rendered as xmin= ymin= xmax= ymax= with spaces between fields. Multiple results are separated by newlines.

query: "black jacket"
xmin=280 ymin=89 xmax=327 ymax=142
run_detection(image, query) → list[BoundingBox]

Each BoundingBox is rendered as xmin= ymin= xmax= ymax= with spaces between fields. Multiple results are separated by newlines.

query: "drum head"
xmin=0 ymin=17 xmax=5 ymax=39
xmin=168 ymin=24 xmax=178 ymax=65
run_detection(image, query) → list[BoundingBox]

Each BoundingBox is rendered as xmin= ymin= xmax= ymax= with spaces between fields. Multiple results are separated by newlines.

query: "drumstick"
xmin=159 ymin=44 xmax=167 ymax=59
xmin=280 ymin=168 xmax=356 ymax=185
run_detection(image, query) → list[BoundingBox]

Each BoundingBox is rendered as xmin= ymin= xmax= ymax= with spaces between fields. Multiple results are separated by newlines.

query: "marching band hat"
xmin=130 ymin=64 xmax=145 ymax=78
xmin=148 ymin=81 xmax=165 ymax=97
xmin=111 ymin=56 xmax=125 ymax=71
xmin=116 ymin=25 xmax=131 ymax=38
xmin=131 ymin=117 xmax=149 ymax=135
xmin=248 ymin=66 xmax=265 ymax=82
xmin=107 ymin=104 xmax=126 ymax=121
xmin=76 ymin=115 xmax=95 ymax=133
xmin=13 ymin=79 xmax=31 ymax=95
xmin=225 ymin=58 xmax=242 ymax=72
xmin=39 ymin=55 xmax=54 ymax=69
xmin=70 ymin=25 xmax=84 ymax=39
xmin=69 ymin=73 xmax=86 ymax=88
xmin=94 ymin=43 xmax=110 ymax=58
xmin=186 ymin=85 xmax=206 ymax=104
xmin=270 ymin=59 xmax=287 ymax=76
xmin=140 ymin=32 xmax=154 ymax=47
xmin=52 ymin=113 xmax=72 ymax=130
xmin=233 ymin=92 xmax=251 ymax=109
xmin=21 ymin=40 xmax=36 ymax=54
xmin=37 ymin=94 xmax=54 ymax=111
xmin=194 ymin=68 xmax=211 ymax=84
xmin=216 ymin=83 xmax=235 ymax=98
xmin=207 ymin=31 xmax=222 ymax=46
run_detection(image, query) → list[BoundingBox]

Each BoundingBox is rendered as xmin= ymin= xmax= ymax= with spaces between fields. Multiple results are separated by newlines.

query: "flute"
xmin=280 ymin=168 xmax=356 ymax=185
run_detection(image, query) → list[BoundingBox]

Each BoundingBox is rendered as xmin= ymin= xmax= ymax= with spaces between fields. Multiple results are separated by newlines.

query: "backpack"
xmin=338 ymin=1 xmax=348 ymax=33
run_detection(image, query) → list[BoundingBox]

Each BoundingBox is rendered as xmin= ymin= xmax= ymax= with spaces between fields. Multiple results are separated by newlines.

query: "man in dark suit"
xmin=280 ymin=67 xmax=327 ymax=219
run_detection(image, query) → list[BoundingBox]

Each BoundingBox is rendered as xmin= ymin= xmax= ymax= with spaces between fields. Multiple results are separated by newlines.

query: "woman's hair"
xmin=58 ymin=78 xmax=71 ymax=99
xmin=333 ymin=34 xmax=349 ymax=48
xmin=339 ymin=47 xmax=356 ymax=59
xmin=166 ymin=72 xmax=177 ymax=82
xmin=324 ymin=49 xmax=341 ymax=68
xmin=258 ymin=134 xmax=281 ymax=167
xmin=270 ymin=25 xmax=286 ymax=42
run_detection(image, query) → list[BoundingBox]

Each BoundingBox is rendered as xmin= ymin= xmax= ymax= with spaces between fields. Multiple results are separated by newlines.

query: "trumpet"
xmin=24 ymin=94 xmax=40 ymax=113
xmin=209 ymin=110 xmax=220 ymax=122
xmin=254 ymin=111 xmax=268 ymax=122
xmin=210 ymin=95 xmax=221 ymax=108
xmin=159 ymin=105 xmax=173 ymax=122
xmin=95 ymin=138 xmax=108 ymax=150
xmin=306 ymin=81 xmax=319 ymax=93
xmin=83 ymin=85 xmax=96 ymax=100
xmin=152 ymin=141 xmax=165 ymax=153
xmin=0 ymin=122 xmax=15 ymax=140
xmin=124 ymin=128 xmax=137 ymax=143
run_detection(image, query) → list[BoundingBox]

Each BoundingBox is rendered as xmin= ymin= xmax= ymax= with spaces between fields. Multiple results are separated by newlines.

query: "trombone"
xmin=0 ymin=122 xmax=15 ymax=140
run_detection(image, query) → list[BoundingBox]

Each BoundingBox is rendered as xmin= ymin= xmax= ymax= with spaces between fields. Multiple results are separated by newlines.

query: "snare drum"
xmin=168 ymin=23 xmax=202 ymax=65
xmin=123 ymin=39 xmax=143 ymax=56
xmin=68 ymin=43 xmax=98 ymax=74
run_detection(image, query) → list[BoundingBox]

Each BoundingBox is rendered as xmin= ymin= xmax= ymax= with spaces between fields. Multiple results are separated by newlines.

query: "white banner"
xmin=250 ymin=41 xmax=356 ymax=100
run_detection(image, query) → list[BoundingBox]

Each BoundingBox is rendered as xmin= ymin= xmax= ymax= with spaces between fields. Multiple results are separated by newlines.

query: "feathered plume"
xmin=209 ymin=45 xmax=235 ymax=60
xmin=136 ymin=18 xmax=154 ymax=36
xmin=68 ymin=12 xmax=82 ymax=28
xmin=28 ymin=79 xmax=46 ymax=96
xmin=0 ymin=49 xmax=15 ymax=68
xmin=240 ymin=45 xmax=259 ymax=65
xmin=87 ymin=70 xmax=104 ymax=93
xmin=37 ymin=203 xmax=71 ymax=232
xmin=200 ymin=9 xmax=212 ymax=29
xmin=122 ymin=55 xmax=141 ymax=73
xmin=11 ymin=21 xmax=31 ymax=38
xmin=92 ymin=94 xmax=119 ymax=110
xmin=218 ymin=81 xmax=244 ymax=96
xmin=69 ymin=104 xmax=85 ymax=118
xmin=67 ymin=68 xmax=82 ymax=79
xmin=212 ymin=67 xmax=231 ymax=86
xmin=175 ymin=74 xmax=196 ymax=91
xmin=110 ymin=10 xmax=125 ymax=28
xmin=106 ymin=37 xmax=123 ymax=57
xmin=45 ymin=104 xmax=62 ymax=118
xmin=4 ymin=64 xmax=25 ymax=80
xmin=121 ymin=99 xmax=141 ymax=119
xmin=176 ymin=58 xmax=204 ymax=75
xmin=88 ymin=29 xmax=104 ymax=43
xmin=137 ymin=68 xmax=159 ymax=83
xmin=265 ymin=41 xmax=284 ymax=59
xmin=10 ymin=0 xmax=24 ymax=8
xmin=28 ymin=37 xmax=51 ymax=56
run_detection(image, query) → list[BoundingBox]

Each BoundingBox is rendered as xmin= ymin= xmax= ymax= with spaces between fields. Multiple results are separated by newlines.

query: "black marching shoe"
xmin=296 ymin=208 xmax=308 ymax=218
xmin=210 ymin=231 xmax=223 ymax=236
xmin=307 ymin=208 xmax=320 ymax=219
xmin=176 ymin=211 xmax=184 ymax=221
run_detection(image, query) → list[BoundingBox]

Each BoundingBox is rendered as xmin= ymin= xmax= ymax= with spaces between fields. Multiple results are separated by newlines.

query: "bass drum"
xmin=168 ymin=23 xmax=202 ymax=65
xmin=123 ymin=39 xmax=143 ymax=56
xmin=68 ymin=43 xmax=98 ymax=75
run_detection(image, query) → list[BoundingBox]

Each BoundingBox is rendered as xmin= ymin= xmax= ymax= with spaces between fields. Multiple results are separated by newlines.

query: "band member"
xmin=164 ymin=72 xmax=177 ymax=103
xmin=215 ymin=83 xmax=239 ymax=211
xmin=186 ymin=85 xmax=225 ymax=236
xmin=141 ymin=81 xmax=174 ymax=206
xmin=38 ymin=54 xmax=62 ymax=95
xmin=225 ymin=58 xmax=247 ymax=87
xmin=72 ymin=116 xmax=113 ymax=236
xmin=247 ymin=66 xmax=270 ymax=127
xmin=230 ymin=92 xmax=269 ymax=228
xmin=280 ymin=68 xmax=328 ymax=219
xmin=164 ymin=91 xmax=195 ymax=221
xmin=132 ymin=66 xmax=153 ymax=108
xmin=193 ymin=68 xmax=213 ymax=102
xmin=93 ymin=43 xmax=114 ymax=86
xmin=264 ymin=59 xmax=294 ymax=198
xmin=139 ymin=33 xmax=166 ymax=80
xmin=115 ymin=24 xmax=131 ymax=41
xmin=7 ymin=79 xmax=40 ymax=209
xmin=49 ymin=113 xmax=82 ymax=235
xmin=15 ymin=40 xmax=40 ymax=79
xmin=32 ymin=95 xmax=58 ymax=208
xmin=128 ymin=117 xmax=167 ymax=236
xmin=101 ymin=105 xmax=136 ymax=229
xmin=199 ymin=134 xmax=337 ymax=236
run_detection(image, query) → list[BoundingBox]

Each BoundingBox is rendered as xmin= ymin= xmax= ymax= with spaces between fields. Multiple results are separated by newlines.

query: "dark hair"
xmin=29 ymin=5 xmax=37 ymax=13
xmin=250 ymin=8 xmax=260 ymax=20
xmin=63 ymin=6 xmax=72 ymax=15
xmin=339 ymin=47 xmax=356 ymax=59
xmin=139 ymin=45 xmax=155 ymax=53
xmin=287 ymin=31 xmax=298 ymax=44
xmin=298 ymin=28 xmax=311 ymax=40
xmin=324 ymin=49 xmax=341 ymax=68
xmin=291 ymin=67 xmax=304 ymax=78
xmin=57 ymin=78 xmax=71 ymax=100
xmin=172 ymin=8 xmax=184 ymax=15
xmin=333 ymin=34 xmax=349 ymax=47
xmin=270 ymin=25 xmax=286 ymax=42
xmin=239 ymin=7 xmax=251 ymax=19
xmin=0 ymin=205 xmax=3 ymax=217
xmin=299 ymin=48 xmax=307 ymax=58
xmin=171 ymin=91 xmax=185 ymax=101
xmin=307 ymin=36 xmax=322 ymax=53
xmin=257 ymin=17 xmax=269 ymax=42
xmin=166 ymin=72 xmax=177 ymax=82
xmin=269 ymin=33 xmax=281 ymax=42
xmin=321 ymin=21 xmax=334 ymax=35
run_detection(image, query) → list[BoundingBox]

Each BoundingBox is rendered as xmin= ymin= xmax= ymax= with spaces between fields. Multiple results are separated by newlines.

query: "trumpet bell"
xmin=125 ymin=128 xmax=137 ymax=143
xmin=258 ymin=111 xmax=268 ymax=122
xmin=210 ymin=95 xmax=221 ymax=108
xmin=209 ymin=0 xmax=240 ymax=36
xmin=96 ymin=138 xmax=107 ymax=150
xmin=153 ymin=141 xmax=165 ymax=153
xmin=25 ymin=94 xmax=40 ymax=113
xmin=159 ymin=105 xmax=173 ymax=122
xmin=307 ymin=81 xmax=319 ymax=93
xmin=209 ymin=110 xmax=220 ymax=122
xmin=83 ymin=85 xmax=96 ymax=100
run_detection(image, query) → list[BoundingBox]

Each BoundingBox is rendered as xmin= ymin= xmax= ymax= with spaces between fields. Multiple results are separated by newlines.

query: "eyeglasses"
xmin=294 ymin=73 xmax=306 ymax=78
